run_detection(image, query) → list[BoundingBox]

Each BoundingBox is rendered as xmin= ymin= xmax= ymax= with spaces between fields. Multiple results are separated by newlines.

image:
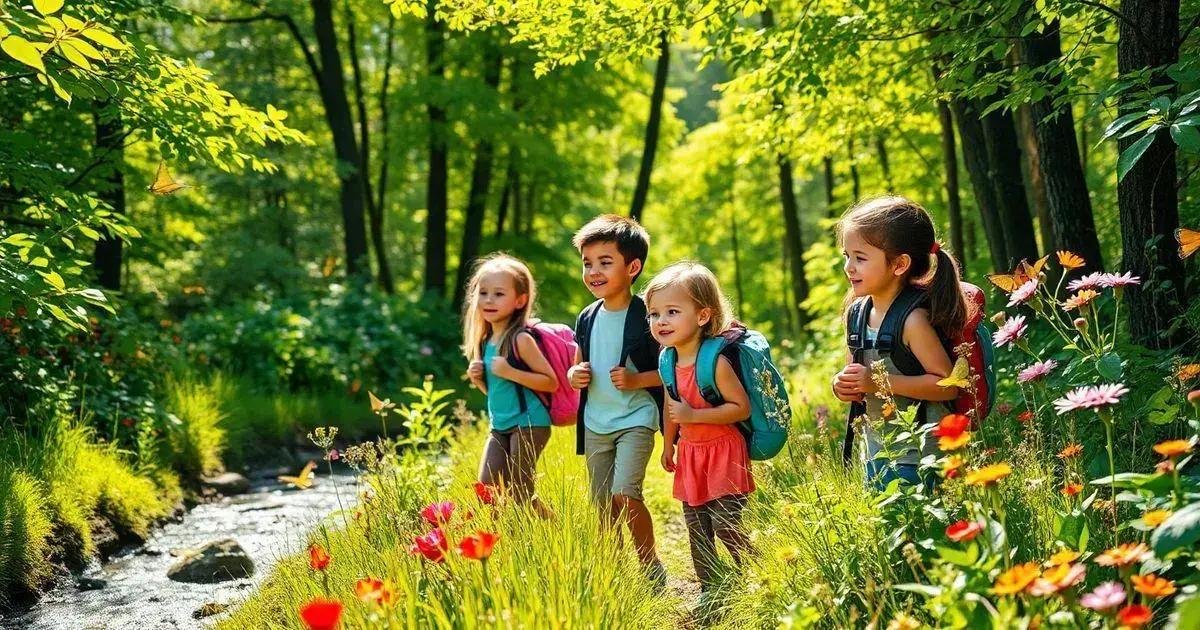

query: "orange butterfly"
xmin=148 ymin=162 xmax=187 ymax=195
xmin=1178 ymin=227 xmax=1199 ymax=259
xmin=987 ymin=255 xmax=1050 ymax=293
xmin=1056 ymin=250 xmax=1086 ymax=270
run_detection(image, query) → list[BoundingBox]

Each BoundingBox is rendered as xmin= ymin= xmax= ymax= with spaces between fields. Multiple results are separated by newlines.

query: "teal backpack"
xmin=657 ymin=325 xmax=791 ymax=460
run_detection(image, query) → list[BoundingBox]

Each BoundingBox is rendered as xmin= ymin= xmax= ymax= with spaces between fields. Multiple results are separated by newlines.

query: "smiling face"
xmin=475 ymin=271 xmax=527 ymax=325
xmin=646 ymin=284 xmax=710 ymax=350
xmin=842 ymin=228 xmax=908 ymax=298
xmin=580 ymin=241 xmax=641 ymax=301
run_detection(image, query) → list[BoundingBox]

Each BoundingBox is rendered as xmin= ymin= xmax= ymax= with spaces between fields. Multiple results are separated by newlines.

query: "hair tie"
xmin=930 ymin=242 xmax=940 ymax=255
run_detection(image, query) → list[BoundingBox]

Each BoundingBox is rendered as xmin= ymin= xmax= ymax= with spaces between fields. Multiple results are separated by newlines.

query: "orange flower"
xmin=882 ymin=402 xmax=896 ymax=418
xmin=1153 ymin=439 xmax=1193 ymax=459
xmin=965 ymin=463 xmax=1012 ymax=487
xmin=992 ymin=562 xmax=1041 ymax=595
xmin=1096 ymin=542 xmax=1150 ymax=567
xmin=1061 ymin=483 xmax=1083 ymax=497
xmin=1116 ymin=604 xmax=1152 ymax=628
xmin=1062 ymin=289 xmax=1099 ymax=311
xmin=933 ymin=414 xmax=970 ymax=439
xmin=1131 ymin=574 xmax=1175 ymax=598
xmin=1028 ymin=562 xmax=1086 ymax=596
xmin=942 ymin=455 xmax=965 ymax=479
xmin=308 ymin=543 xmax=331 ymax=572
xmin=1045 ymin=550 xmax=1080 ymax=567
xmin=1177 ymin=363 xmax=1200 ymax=381
xmin=1058 ymin=443 xmax=1083 ymax=459
xmin=1017 ymin=410 xmax=1035 ymax=423
xmin=938 ymin=432 xmax=972 ymax=451
xmin=299 ymin=598 xmax=343 ymax=630
xmin=1056 ymin=251 xmax=1086 ymax=269
xmin=354 ymin=577 xmax=396 ymax=606
xmin=1142 ymin=509 xmax=1172 ymax=528
xmin=458 ymin=531 xmax=499 ymax=560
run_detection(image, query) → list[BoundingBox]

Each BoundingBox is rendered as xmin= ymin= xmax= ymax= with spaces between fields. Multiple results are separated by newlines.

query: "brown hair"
xmin=572 ymin=214 xmax=651 ymax=281
xmin=838 ymin=195 xmax=967 ymax=335
xmin=642 ymin=261 xmax=733 ymax=338
xmin=460 ymin=253 xmax=537 ymax=361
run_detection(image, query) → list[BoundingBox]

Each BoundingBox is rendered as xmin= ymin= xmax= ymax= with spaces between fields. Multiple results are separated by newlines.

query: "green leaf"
xmin=2 ymin=233 xmax=34 ymax=247
xmin=39 ymin=270 xmax=66 ymax=291
xmin=1096 ymin=352 xmax=1124 ymax=380
xmin=80 ymin=27 xmax=126 ymax=50
xmin=1118 ymin=134 xmax=1156 ymax=182
xmin=1151 ymin=502 xmax=1200 ymax=556
xmin=1171 ymin=594 xmax=1200 ymax=629
xmin=2 ymin=35 xmax=47 ymax=73
xmin=1171 ymin=124 xmax=1200 ymax=153
xmin=57 ymin=39 xmax=92 ymax=70
xmin=33 ymin=0 xmax=65 ymax=16
xmin=77 ymin=225 xmax=101 ymax=240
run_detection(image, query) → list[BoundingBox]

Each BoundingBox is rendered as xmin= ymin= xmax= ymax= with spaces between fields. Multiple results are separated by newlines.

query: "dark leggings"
xmin=478 ymin=427 xmax=551 ymax=503
xmin=682 ymin=494 xmax=750 ymax=589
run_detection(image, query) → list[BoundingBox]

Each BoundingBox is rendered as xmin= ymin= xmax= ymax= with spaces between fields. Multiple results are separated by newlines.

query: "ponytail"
xmin=927 ymin=246 xmax=968 ymax=336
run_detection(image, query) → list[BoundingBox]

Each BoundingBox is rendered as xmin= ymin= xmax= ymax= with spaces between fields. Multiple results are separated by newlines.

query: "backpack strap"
xmin=843 ymin=300 xmax=869 ymax=467
xmin=694 ymin=337 xmax=730 ymax=407
xmin=620 ymin=296 xmax=647 ymax=367
xmin=658 ymin=347 xmax=680 ymax=402
xmin=875 ymin=286 xmax=927 ymax=376
xmin=575 ymin=301 xmax=602 ymax=363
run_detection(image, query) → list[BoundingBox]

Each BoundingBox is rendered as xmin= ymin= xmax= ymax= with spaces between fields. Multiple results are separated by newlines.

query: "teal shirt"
xmin=484 ymin=340 xmax=552 ymax=431
xmin=583 ymin=305 xmax=659 ymax=434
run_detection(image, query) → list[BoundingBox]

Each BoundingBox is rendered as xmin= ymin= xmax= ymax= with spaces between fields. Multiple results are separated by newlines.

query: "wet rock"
xmin=166 ymin=539 xmax=254 ymax=583
xmin=76 ymin=577 xmax=106 ymax=591
xmin=192 ymin=602 xmax=229 ymax=619
xmin=200 ymin=472 xmax=250 ymax=496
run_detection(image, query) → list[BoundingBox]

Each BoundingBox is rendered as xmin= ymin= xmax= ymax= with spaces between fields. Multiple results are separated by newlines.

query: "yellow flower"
xmin=942 ymin=455 xmax=965 ymax=479
xmin=938 ymin=432 xmax=972 ymax=452
xmin=882 ymin=402 xmax=896 ymax=418
xmin=965 ymin=463 xmax=1013 ymax=487
xmin=1045 ymin=550 xmax=1080 ymax=567
xmin=1061 ymin=289 xmax=1099 ymax=311
xmin=1153 ymin=439 xmax=1194 ymax=458
xmin=1057 ymin=443 xmax=1083 ymax=459
xmin=992 ymin=562 xmax=1041 ymax=595
xmin=1142 ymin=510 xmax=1172 ymax=528
xmin=1096 ymin=542 xmax=1150 ymax=567
xmin=775 ymin=546 xmax=801 ymax=564
xmin=1177 ymin=363 xmax=1200 ymax=381
xmin=886 ymin=614 xmax=922 ymax=630
xmin=1131 ymin=574 xmax=1176 ymax=598
xmin=1056 ymin=250 xmax=1086 ymax=269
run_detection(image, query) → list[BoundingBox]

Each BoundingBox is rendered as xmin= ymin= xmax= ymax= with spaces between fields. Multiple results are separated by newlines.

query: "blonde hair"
xmin=461 ymin=253 xmax=537 ymax=361
xmin=642 ymin=261 xmax=733 ymax=338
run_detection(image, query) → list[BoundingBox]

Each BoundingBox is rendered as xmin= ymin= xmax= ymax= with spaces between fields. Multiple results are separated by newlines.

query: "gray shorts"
xmin=584 ymin=426 xmax=655 ymax=503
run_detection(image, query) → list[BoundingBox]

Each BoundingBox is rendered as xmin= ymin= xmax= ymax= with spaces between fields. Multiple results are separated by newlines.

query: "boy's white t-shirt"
xmin=584 ymin=305 xmax=659 ymax=435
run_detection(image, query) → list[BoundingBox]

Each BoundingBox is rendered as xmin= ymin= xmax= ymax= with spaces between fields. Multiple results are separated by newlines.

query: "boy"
xmin=567 ymin=214 xmax=667 ymax=587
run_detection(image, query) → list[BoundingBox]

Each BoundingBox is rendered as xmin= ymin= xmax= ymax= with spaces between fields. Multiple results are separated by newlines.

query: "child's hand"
xmin=661 ymin=444 xmax=676 ymax=473
xmin=568 ymin=362 xmax=592 ymax=389
xmin=836 ymin=363 xmax=875 ymax=396
xmin=468 ymin=360 xmax=485 ymax=384
xmin=609 ymin=366 xmax=631 ymax=390
xmin=666 ymin=398 xmax=694 ymax=424
xmin=489 ymin=356 xmax=512 ymax=379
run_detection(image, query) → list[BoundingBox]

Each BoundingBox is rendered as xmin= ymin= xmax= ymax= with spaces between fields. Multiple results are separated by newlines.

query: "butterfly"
xmin=937 ymin=357 xmax=971 ymax=389
xmin=148 ymin=161 xmax=187 ymax=195
xmin=986 ymin=255 xmax=1049 ymax=293
xmin=278 ymin=461 xmax=316 ymax=490
xmin=1178 ymin=227 xmax=1199 ymax=259
xmin=1056 ymin=250 xmax=1086 ymax=270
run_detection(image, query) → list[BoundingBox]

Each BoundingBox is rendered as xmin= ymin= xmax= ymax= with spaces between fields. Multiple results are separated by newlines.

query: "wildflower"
xmin=1028 ymin=562 xmax=1086 ymax=596
xmin=1080 ymin=582 xmax=1126 ymax=611
xmin=1018 ymin=359 xmax=1058 ymax=383
xmin=325 ymin=448 xmax=340 ymax=462
xmin=421 ymin=501 xmax=456 ymax=526
xmin=1067 ymin=272 xmax=1105 ymax=292
xmin=368 ymin=391 xmax=395 ymax=413
xmin=1062 ymin=289 xmax=1100 ymax=311
xmin=942 ymin=455 xmax=965 ymax=479
xmin=458 ymin=531 xmax=499 ymax=560
xmin=996 ymin=402 xmax=1013 ymax=416
xmin=881 ymin=402 xmax=896 ymax=418
xmin=886 ymin=614 xmax=921 ymax=630
xmin=992 ymin=315 xmax=1028 ymax=348
xmin=299 ymin=598 xmax=343 ymax=630
xmin=946 ymin=520 xmax=983 ymax=542
xmin=1176 ymin=364 xmax=1200 ymax=381
xmin=1096 ymin=542 xmax=1150 ymax=567
xmin=1045 ymin=550 xmax=1080 ymax=567
xmin=1157 ymin=460 xmax=1176 ymax=474
xmin=474 ymin=482 xmax=495 ymax=505
xmin=1053 ymin=383 xmax=1129 ymax=415
xmin=1008 ymin=279 xmax=1039 ymax=307
xmin=1061 ymin=483 xmax=1083 ymax=497
xmin=1153 ymin=439 xmax=1194 ymax=459
xmin=354 ymin=578 xmax=396 ymax=606
xmin=308 ymin=543 xmax=331 ymax=571
xmin=1131 ymin=574 xmax=1175 ymax=598
xmin=939 ymin=432 xmax=971 ymax=451
xmin=965 ymin=463 xmax=1012 ymax=487
xmin=1017 ymin=410 xmax=1035 ymax=423
xmin=408 ymin=529 xmax=448 ymax=563
xmin=1142 ymin=509 xmax=1172 ymax=528
xmin=1116 ymin=604 xmax=1152 ymax=628
xmin=1073 ymin=317 xmax=1088 ymax=330
xmin=1058 ymin=443 xmax=1083 ymax=459
xmin=1057 ymin=251 xmax=1086 ymax=269
xmin=992 ymin=562 xmax=1041 ymax=595
xmin=775 ymin=546 xmax=801 ymax=564
xmin=933 ymin=414 xmax=970 ymax=439
xmin=1098 ymin=272 xmax=1141 ymax=289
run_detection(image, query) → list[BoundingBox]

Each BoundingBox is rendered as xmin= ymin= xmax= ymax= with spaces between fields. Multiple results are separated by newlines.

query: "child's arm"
xmin=610 ymin=367 xmax=662 ymax=391
xmin=661 ymin=413 xmax=679 ymax=472
xmin=491 ymin=333 xmax=559 ymax=393
xmin=890 ymin=310 xmax=957 ymax=401
xmin=670 ymin=357 xmax=750 ymax=425
xmin=468 ymin=359 xmax=488 ymax=395
xmin=832 ymin=350 xmax=861 ymax=402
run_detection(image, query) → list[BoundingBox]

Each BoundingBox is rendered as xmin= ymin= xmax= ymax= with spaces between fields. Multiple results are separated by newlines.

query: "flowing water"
xmin=1 ymin=468 xmax=358 ymax=630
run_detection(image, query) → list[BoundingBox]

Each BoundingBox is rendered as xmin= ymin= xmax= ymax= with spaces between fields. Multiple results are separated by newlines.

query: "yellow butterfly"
xmin=278 ymin=461 xmax=316 ymax=490
xmin=1178 ymin=227 xmax=1200 ymax=259
xmin=937 ymin=358 xmax=971 ymax=389
xmin=986 ymin=255 xmax=1050 ymax=293
xmin=148 ymin=161 xmax=187 ymax=195
xmin=1056 ymin=250 xmax=1086 ymax=270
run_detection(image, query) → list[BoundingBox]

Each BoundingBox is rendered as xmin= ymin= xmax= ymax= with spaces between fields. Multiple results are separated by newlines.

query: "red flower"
xmin=474 ymin=482 xmax=495 ymax=505
xmin=1017 ymin=410 xmax=1035 ymax=423
xmin=458 ymin=531 xmax=499 ymax=560
xmin=299 ymin=598 xmax=343 ymax=630
xmin=409 ymin=528 xmax=448 ymax=562
xmin=1116 ymin=604 xmax=1152 ymax=628
xmin=421 ymin=501 xmax=456 ymax=526
xmin=1061 ymin=483 xmax=1084 ymax=497
xmin=933 ymin=414 xmax=970 ymax=439
xmin=946 ymin=520 xmax=983 ymax=543
xmin=308 ymin=543 xmax=331 ymax=571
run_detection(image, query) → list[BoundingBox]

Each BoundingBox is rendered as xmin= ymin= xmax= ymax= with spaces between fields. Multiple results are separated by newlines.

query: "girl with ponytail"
xmin=831 ymin=196 xmax=969 ymax=491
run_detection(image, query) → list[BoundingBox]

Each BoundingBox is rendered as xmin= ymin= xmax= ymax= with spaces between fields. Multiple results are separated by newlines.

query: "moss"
xmin=0 ymin=469 xmax=55 ymax=599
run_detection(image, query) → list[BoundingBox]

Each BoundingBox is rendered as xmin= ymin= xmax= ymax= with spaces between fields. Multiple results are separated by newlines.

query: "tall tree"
xmin=980 ymin=103 xmax=1039 ymax=265
xmin=847 ymin=138 xmax=861 ymax=200
xmin=424 ymin=0 xmax=449 ymax=296
xmin=823 ymin=156 xmax=836 ymax=217
xmin=952 ymin=97 xmax=1009 ymax=270
xmin=92 ymin=101 xmax=125 ymax=292
xmin=936 ymin=99 xmax=966 ymax=274
xmin=875 ymin=135 xmax=893 ymax=191
xmin=629 ymin=29 xmax=670 ymax=222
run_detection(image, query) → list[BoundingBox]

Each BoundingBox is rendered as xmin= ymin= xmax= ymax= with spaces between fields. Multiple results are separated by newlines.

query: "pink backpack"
xmin=512 ymin=321 xmax=579 ymax=426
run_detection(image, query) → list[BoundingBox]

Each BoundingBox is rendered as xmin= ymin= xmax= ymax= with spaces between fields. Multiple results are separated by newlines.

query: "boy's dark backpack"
xmin=658 ymin=323 xmax=791 ymax=461
xmin=840 ymin=283 xmax=995 ymax=464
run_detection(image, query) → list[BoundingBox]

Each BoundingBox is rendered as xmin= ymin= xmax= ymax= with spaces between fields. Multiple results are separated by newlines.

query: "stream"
xmin=1 ymin=467 xmax=359 ymax=630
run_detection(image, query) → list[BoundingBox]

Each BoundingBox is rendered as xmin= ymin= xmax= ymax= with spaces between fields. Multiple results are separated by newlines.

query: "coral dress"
xmin=672 ymin=363 xmax=755 ymax=507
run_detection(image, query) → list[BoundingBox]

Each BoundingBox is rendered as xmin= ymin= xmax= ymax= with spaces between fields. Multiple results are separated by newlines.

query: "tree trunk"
xmin=980 ymin=102 xmax=1039 ymax=266
xmin=424 ymin=0 xmax=449 ymax=297
xmin=495 ymin=160 xmax=514 ymax=238
xmin=1015 ymin=103 xmax=1053 ymax=253
xmin=454 ymin=38 xmax=504 ymax=310
xmin=310 ymin=0 xmax=370 ymax=280
xmin=1117 ymin=0 xmax=1185 ymax=348
xmin=629 ymin=29 xmax=670 ymax=222
xmin=875 ymin=135 xmax=893 ymax=191
xmin=823 ymin=155 xmax=836 ymax=217
xmin=92 ymin=101 xmax=124 ymax=292
xmin=1021 ymin=19 xmax=1105 ymax=272
xmin=848 ymin=138 xmax=861 ymax=201
xmin=937 ymin=99 xmax=966 ymax=275
xmin=951 ymin=98 xmax=1008 ymax=271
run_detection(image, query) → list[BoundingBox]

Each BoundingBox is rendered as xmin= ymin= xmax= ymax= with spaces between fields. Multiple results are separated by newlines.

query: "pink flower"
xmin=1080 ymin=581 xmax=1126 ymax=611
xmin=1018 ymin=359 xmax=1058 ymax=383
xmin=1098 ymin=272 xmax=1141 ymax=288
xmin=1007 ymin=279 xmax=1039 ymax=307
xmin=1053 ymin=383 xmax=1129 ymax=415
xmin=1067 ymin=272 xmax=1105 ymax=292
xmin=992 ymin=315 xmax=1028 ymax=348
xmin=420 ymin=501 xmax=456 ymax=526
xmin=408 ymin=528 xmax=449 ymax=562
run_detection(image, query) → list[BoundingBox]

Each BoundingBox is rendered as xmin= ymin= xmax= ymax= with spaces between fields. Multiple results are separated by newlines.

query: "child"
xmin=463 ymin=254 xmax=558 ymax=514
xmin=567 ymin=215 xmax=666 ymax=586
xmin=645 ymin=261 xmax=754 ymax=604
xmin=833 ymin=196 xmax=967 ymax=491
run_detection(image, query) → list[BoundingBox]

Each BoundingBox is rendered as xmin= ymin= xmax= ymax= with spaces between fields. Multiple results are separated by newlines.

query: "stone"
xmin=192 ymin=602 xmax=229 ymax=619
xmin=200 ymin=472 xmax=250 ymax=496
xmin=75 ymin=577 xmax=106 ymax=591
xmin=166 ymin=539 xmax=254 ymax=584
